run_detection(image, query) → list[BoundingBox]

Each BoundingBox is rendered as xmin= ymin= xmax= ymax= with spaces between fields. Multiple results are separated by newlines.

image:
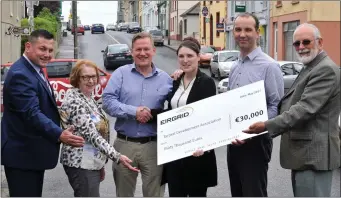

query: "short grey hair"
xmin=293 ymin=23 xmax=322 ymax=40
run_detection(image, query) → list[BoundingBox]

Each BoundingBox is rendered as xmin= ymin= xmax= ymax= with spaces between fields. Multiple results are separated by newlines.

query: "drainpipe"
xmin=266 ymin=1 xmax=270 ymax=54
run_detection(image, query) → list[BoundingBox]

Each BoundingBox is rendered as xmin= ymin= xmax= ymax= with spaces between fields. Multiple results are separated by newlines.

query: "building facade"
xmin=199 ymin=1 xmax=227 ymax=50
xmin=225 ymin=1 xmax=270 ymax=52
xmin=117 ymin=0 xmax=124 ymax=23
xmin=270 ymin=1 xmax=340 ymax=65
xmin=157 ymin=0 xmax=168 ymax=36
xmin=141 ymin=1 xmax=158 ymax=28
xmin=170 ymin=0 xmax=198 ymax=40
xmin=1 ymin=0 xmax=26 ymax=64
xmin=129 ymin=0 xmax=139 ymax=22
xmin=180 ymin=2 xmax=200 ymax=40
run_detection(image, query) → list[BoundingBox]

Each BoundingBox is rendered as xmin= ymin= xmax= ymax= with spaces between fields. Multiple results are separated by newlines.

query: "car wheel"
xmin=160 ymin=43 xmax=164 ymax=46
xmin=102 ymin=31 xmax=104 ymax=34
xmin=82 ymin=32 xmax=84 ymax=35
xmin=91 ymin=31 xmax=93 ymax=34
xmin=210 ymin=67 xmax=215 ymax=78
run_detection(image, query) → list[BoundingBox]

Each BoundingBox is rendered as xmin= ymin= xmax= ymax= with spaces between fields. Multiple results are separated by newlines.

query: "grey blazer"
xmin=265 ymin=51 xmax=340 ymax=171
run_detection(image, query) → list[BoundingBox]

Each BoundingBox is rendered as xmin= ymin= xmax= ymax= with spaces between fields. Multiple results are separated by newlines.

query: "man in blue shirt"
xmin=227 ymin=13 xmax=284 ymax=197
xmin=102 ymin=32 xmax=172 ymax=197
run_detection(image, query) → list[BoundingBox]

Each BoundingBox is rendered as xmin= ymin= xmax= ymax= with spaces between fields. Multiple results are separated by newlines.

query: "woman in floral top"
xmin=59 ymin=60 xmax=138 ymax=197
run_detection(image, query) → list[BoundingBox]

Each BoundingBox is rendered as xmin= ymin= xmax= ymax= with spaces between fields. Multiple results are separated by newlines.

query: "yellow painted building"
xmin=270 ymin=1 xmax=340 ymax=65
xmin=199 ymin=1 xmax=227 ymax=50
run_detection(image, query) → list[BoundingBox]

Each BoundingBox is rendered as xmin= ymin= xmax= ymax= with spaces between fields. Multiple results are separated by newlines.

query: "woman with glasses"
xmin=59 ymin=60 xmax=138 ymax=197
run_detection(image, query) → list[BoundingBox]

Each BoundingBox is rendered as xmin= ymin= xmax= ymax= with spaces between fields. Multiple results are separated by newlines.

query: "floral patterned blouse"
xmin=59 ymin=88 xmax=121 ymax=170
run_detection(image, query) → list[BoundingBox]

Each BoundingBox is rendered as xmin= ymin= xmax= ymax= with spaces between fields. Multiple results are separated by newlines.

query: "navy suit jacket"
xmin=1 ymin=56 xmax=63 ymax=170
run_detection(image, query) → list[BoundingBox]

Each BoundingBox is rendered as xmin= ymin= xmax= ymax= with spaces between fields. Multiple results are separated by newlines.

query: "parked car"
xmin=91 ymin=23 xmax=105 ymax=34
xmin=149 ymin=30 xmax=164 ymax=46
xmin=199 ymin=46 xmax=216 ymax=68
xmin=72 ymin=24 xmax=85 ymax=35
xmin=210 ymin=50 xmax=239 ymax=80
xmin=1 ymin=59 xmax=111 ymax=111
xmin=106 ymin=24 xmax=116 ymax=31
xmin=217 ymin=61 xmax=304 ymax=94
xmin=143 ymin=26 xmax=158 ymax=32
xmin=118 ymin=22 xmax=128 ymax=31
xmin=127 ymin=22 xmax=141 ymax=33
xmin=84 ymin=25 xmax=90 ymax=30
xmin=101 ymin=44 xmax=133 ymax=69
xmin=279 ymin=61 xmax=303 ymax=93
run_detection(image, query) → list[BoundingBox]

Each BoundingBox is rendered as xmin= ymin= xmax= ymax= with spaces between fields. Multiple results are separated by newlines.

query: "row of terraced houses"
xmin=117 ymin=0 xmax=340 ymax=65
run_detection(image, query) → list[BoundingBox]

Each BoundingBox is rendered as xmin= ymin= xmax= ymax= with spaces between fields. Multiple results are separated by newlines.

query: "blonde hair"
xmin=70 ymin=59 xmax=100 ymax=88
xmin=132 ymin=32 xmax=154 ymax=48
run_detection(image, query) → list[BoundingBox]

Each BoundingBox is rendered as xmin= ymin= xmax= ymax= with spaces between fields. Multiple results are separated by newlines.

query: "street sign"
xmin=6 ymin=26 xmax=31 ymax=36
xmin=216 ymin=23 xmax=224 ymax=29
xmin=202 ymin=6 xmax=208 ymax=17
xmin=235 ymin=1 xmax=246 ymax=12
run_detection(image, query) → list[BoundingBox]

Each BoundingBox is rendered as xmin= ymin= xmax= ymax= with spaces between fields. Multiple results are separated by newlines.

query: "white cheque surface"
xmin=157 ymin=80 xmax=268 ymax=165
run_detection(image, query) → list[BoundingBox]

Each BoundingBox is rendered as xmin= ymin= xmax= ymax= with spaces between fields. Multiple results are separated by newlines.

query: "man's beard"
xmin=295 ymin=47 xmax=319 ymax=64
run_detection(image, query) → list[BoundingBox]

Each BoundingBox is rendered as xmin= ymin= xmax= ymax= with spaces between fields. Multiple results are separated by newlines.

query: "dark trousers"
xmin=227 ymin=135 xmax=272 ymax=197
xmin=63 ymin=165 xmax=101 ymax=197
xmin=4 ymin=166 xmax=45 ymax=197
xmin=168 ymin=182 xmax=208 ymax=197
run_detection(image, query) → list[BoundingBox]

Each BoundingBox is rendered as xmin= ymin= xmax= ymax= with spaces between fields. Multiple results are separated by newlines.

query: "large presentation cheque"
xmin=157 ymin=80 xmax=268 ymax=165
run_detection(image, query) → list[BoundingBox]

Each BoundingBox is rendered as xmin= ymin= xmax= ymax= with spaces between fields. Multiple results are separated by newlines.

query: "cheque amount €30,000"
xmin=157 ymin=81 xmax=269 ymax=165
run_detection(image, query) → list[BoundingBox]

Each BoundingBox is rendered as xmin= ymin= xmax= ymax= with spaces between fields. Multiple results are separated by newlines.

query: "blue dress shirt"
xmin=102 ymin=63 xmax=173 ymax=137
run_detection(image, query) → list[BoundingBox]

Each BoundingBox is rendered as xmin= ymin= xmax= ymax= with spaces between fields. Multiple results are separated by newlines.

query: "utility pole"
xmin=72 ymin=1 xmax=78 ymax=59
xmin=168 ymin=0 xmax=171 ymax=45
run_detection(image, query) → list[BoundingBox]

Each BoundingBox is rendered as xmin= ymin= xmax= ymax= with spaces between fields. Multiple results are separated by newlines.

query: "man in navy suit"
xmin=1 ymin=29 xmax=85 ymax=197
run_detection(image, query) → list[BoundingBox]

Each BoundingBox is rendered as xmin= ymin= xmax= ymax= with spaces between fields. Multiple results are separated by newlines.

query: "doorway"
xmin=179 ymin=20 xmax=183 ymax=41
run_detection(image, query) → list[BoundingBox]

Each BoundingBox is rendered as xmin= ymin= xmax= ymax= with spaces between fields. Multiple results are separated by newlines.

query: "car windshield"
xmin=93 ymin=24 xmax=103 ymax=27
xmin=201 ymin=47 xmax=215 ymax=54
xmin=46 ymin=61 xmax=75 ymax=78
xmin=108 ymin=45 xmax=130 ymax=54
xmin=150 ymin=30 xmax=162 ymax=36
xmin=219 ymin=52 xmax=239 ymax=62
xmin=130 ymin=22 xmax=139 ymax=26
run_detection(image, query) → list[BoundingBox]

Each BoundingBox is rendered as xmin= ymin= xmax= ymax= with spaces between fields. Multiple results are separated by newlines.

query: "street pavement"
xmin=2 ymin=30 xmax=339 ymax=197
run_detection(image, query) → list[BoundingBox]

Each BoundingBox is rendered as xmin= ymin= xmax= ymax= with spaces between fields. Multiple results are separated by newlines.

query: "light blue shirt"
xmin=228 ymin=47 xmax=284 ymax=119
xmin=102 ymin=63 xmax=173 ymax=137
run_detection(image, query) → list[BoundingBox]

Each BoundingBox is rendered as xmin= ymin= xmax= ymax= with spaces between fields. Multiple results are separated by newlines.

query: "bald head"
xmin=293 ymin=23 xmax=322 ymax=41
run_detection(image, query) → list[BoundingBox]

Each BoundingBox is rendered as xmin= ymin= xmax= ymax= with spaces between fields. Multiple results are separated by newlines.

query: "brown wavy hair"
xmin=70 ymin=59 xmax=100 ymax=88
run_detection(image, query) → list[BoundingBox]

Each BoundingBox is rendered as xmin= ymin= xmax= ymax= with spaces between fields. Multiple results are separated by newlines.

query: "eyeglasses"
xmin=293 ymin=38 xmax=319 ymax=48
xmin=80 ymin=75 xmax=97 ymax=81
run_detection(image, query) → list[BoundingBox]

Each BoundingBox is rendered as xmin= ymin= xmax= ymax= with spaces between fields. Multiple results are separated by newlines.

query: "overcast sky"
xmin=62 ymin=1 xmax=117 ymax=26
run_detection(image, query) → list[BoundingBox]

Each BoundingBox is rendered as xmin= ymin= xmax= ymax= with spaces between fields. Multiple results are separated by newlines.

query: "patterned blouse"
xmin=59 ymin=88 xmax=121 ymax=170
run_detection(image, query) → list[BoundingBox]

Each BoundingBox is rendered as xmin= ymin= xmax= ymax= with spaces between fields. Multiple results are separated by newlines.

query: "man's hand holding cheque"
xmin=232 ymin=121 xmax=267 ymax=145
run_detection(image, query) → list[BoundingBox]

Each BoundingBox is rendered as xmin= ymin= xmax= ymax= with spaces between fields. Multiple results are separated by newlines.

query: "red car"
xmin=72 ymin=24 xmax=85 ymax=35
xmin=1 ymin=59 xmax=111 ymax=112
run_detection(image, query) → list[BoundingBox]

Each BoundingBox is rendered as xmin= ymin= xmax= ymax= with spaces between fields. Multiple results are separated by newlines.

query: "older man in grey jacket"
xmin=244 ymin=23 xmax=340 ymax=197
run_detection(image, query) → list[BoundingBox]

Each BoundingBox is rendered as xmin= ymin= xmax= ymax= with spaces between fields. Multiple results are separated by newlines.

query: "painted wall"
xmin=199 ymin=1 xmax=226 ymax=49
xmin=1 ymin=0 xmax=25 ymax=64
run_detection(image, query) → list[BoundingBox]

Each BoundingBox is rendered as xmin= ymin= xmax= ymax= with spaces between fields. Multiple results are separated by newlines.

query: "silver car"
xmin=217 ymin=61 xmax=304 ymax=94
xmin=210 ymin=50 xmax=239 ymax=80
xmin=149 ymin=30 xmax=164 ymax=46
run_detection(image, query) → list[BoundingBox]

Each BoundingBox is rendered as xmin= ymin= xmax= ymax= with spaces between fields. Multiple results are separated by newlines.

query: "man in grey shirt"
xmin=227 ymin=13 xmax=284 ymax=197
